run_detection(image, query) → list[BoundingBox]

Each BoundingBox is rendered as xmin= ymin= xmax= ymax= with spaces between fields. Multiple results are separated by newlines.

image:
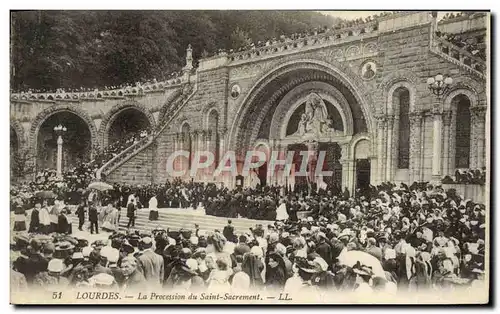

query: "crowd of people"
xmin=435 ymin=31 xmax=486 ymax=61
xmin=93 ymin=129 xmax=153 ymax=169
xmin=442 ymin=168 xmax=486 ymax=185
xmin=11 ymin=72 xmax=183 ymax=95
xmin=11 ymin=177 xmax=487 ymax=297
xmin=211 ymin=12 xmax=403 ymax=57
xmin=10 ymin=129 xmax=153 ymax=212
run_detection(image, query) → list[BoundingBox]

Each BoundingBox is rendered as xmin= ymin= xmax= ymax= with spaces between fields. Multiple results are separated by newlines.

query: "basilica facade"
xmin=10 ymin=11 xmax=488 ymax=194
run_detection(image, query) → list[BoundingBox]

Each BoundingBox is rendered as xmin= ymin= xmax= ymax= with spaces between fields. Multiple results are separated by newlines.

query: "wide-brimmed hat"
xmin=120 ymin=241 xmax=135 ymax=254
xmin=337 ymin=229 xmax=351 ymax=240
xmin=352 ymin=262 xmax=374 ymax=277
xmin=295 ymin=258 xmax=322 ymax=273
xmin=47 ymin=258 xmax=65 ymax=273
xmin=91 ymin=240 xmax=107 ymax=249
xmin=88 ymin=273 xmax=116 ymax=286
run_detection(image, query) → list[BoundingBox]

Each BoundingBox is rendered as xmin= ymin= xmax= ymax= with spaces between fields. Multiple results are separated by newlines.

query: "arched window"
xmin=394 ymin=87 xmax=410 ymax=169
xmin=454 ymin=95 xmax=471 ymax=168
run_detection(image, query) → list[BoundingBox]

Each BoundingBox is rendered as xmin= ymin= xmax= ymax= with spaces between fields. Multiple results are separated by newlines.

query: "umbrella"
xmin=88 ymin=181 xmax=114 ymax=191
xmin=34 ymin=190 xmax=57 ymax=199
xmin=337 ymin=250 xmax=385 ymax=278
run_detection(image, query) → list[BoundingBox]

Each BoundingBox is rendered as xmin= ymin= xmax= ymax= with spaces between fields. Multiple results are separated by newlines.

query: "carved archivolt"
xmin=28 ymin=104 xmax=99 ymax=154
xmin=268 ymin=81 xmax=354 ymax=140
xmin=229 ymin=59 xmax=376 ymax=151
xmin=98 ymin=100 xmax=156 ymax=147
xmin=444 ymin=88 xmax=479 ymax=111
xmin=10 ymin=119 xmax=26 ymax=151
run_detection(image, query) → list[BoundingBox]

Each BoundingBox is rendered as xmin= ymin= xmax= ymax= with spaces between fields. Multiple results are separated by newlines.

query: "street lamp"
xmin=53 ymin=124 xmax=67 ymax=179
xmin=427 ymin=74 xmax=453 ymax=184
xmin=427 ymin=73 xmax=453 ymax=99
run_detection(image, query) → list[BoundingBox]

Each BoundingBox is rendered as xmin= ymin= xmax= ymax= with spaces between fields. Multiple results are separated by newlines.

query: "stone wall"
xmin=106 ymin=144 xmax=155 ymax=185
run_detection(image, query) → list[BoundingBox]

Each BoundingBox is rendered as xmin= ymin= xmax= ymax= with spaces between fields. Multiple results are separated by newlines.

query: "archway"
xmin=35 ymin=111 xmax=92 ymax=171
xmin=453 ymin=94 xmax=471 ymax=169
xmin=207 ymin=109 xmax=220 ymax=167
xmin=230 ymin=60 xmax=374 ymax=154
xmin=354 ymin=139 xmax=371 ymax=197
xmin=107 ymin=108 xmax=152 ymax=145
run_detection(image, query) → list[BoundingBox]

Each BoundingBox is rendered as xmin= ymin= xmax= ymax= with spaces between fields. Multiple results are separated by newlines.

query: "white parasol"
xmin=337 ymin=250 xmax=386 ymax=278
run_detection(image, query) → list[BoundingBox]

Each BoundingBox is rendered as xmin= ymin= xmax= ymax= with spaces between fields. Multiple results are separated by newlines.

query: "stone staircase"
xmin=430 ymin=36 xmax=486 ymax=80
xmin=68 ymin=208 xmax=273 ymax=236
xmin=96 ymin=82 xmax=196 ymax=180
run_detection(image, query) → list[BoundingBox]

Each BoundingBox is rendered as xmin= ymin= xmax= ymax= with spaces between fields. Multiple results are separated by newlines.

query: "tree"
xmin=11 ymin=11 xmax=339 ymax=91
xmin=11 ymin=150 xmax=36 ymax=182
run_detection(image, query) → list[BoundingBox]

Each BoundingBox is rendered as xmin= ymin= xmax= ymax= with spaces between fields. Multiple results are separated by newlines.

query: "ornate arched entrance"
xmin=229 ymin=60 xmax=375 ymax=192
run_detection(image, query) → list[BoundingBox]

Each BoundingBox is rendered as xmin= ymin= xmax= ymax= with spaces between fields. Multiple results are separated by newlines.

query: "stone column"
xmin=391 ymin=114 xmax=400 ymax=179
xmin=376 ymin=116 xmax=387 ymax=184
xmin=339 ymin=143 xmax=353 ymax=193
xmin=205 ymin=130 xmax=213 ymax=180
xmin=56 ymin=135 xmax=63 ymax=179
xmin=385 ymin=115 xmax=394 ymax=181
xmin=471 ymin=106 xmax=487 ymax=169
xmin=431 ymin=104 xmax=443 ymax=183
xmin=449 ymin=109 xmax=457 ymax=175
xmin=409 ymin=111 xmax=422 ymax=183
xmin=219 ymin=127 xmax=228 ymax=187
xmin=442 ymin=110 xmax=453 ymax=176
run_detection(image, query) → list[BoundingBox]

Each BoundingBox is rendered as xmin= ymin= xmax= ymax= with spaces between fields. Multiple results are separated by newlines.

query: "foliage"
xmin=11 ymin=150 xmax=36 ymax=179
xmin=11 ymin=10 xmax=339 ymax=91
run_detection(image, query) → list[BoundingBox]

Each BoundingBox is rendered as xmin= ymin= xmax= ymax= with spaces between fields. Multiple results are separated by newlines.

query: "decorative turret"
xmin=183 ymin=44 xmax=194 ymax=73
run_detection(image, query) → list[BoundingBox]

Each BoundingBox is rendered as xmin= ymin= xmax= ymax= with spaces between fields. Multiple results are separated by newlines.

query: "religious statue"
xmin=292 ymin=93 xmax=342 ymax=138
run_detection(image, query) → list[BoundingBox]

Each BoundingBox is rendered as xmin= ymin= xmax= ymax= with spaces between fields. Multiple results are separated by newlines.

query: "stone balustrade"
xmin=431 ymin=36 xmax=486 ymax=78
xmin=98 ymin=82 xmax=197 ymax=179
xmin=227 ymin=21 xmax=379 ymax=63
xmin=10 ymin=76 xmax=187 ymax=102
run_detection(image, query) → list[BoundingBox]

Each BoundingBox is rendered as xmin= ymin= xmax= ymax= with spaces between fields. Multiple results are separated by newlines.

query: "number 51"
xmin=52 ymin=292 xmax=62 ymax=299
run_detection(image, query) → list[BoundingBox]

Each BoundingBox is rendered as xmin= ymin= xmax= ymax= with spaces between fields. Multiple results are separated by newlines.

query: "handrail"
xmin=226 ymin=21 xmax=379 ymax=63
xmin=431 ymin=36 xmax=486 ymax=79
xmin=10 ymin=77 xmax=187 ymax=102
xmin=97 ymin=82 xmax=197 ymax=179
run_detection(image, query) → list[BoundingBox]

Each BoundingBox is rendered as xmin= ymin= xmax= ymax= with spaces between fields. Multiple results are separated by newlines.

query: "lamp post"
xmin=427 ymin=74 xmax=453 ymax=183
xmin=427 ymin=73 xmax=453 ymax=99
xmin=53 ymin=124 xmax=67 ymax=179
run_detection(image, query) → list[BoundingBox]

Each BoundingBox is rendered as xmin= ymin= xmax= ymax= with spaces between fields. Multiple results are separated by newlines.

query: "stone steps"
xmin=68 ymin=208 xmax=272 ymax=235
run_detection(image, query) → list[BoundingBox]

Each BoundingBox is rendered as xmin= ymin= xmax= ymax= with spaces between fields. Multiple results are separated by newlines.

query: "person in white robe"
xmin=148 ymin=195 xmax=159 ymax=221
xmin=39 ymin=201 xmax=52 ymax=234
xmin=276 ymin=199 xmax=289 ymax=221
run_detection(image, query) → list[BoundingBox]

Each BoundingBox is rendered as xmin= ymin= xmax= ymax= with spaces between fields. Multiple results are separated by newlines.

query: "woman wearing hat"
xmin=352 ymin=262 xmax=374 ymax=294
xmin=32 ymin=258 xmax=70 ymax=290
xmin=283 ymin=257 xmax=320 ymax=294
xmin=265 ymin=252 xmax=287 ymax=290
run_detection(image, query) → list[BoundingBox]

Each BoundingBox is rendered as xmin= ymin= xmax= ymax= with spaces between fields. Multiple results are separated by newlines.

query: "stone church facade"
xmin=10 ymin=12 xmax=488 ymax=194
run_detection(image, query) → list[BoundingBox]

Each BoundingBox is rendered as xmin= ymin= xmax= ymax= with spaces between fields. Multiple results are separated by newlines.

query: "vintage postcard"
xmin=9 ymin=10 xmax=490 ymax=304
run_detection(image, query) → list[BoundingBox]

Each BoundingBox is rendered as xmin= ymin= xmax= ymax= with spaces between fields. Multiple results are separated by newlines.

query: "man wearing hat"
xmin=315 ymin=232 xmax=333 ymax=268
xmin=121 ymin=256 xmax=146 ymax=291
xmin=136 ymin=236 xmax=164 ymax=288
xmin=365 ymin=237 xmax=383 ymax=261
xmin=89 ymin=202 xmax=99 ymax=234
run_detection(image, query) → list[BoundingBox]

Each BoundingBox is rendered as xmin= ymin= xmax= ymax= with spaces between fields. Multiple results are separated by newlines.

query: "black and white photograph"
xmin=8 ymin=9 xmax=490 ymax=305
